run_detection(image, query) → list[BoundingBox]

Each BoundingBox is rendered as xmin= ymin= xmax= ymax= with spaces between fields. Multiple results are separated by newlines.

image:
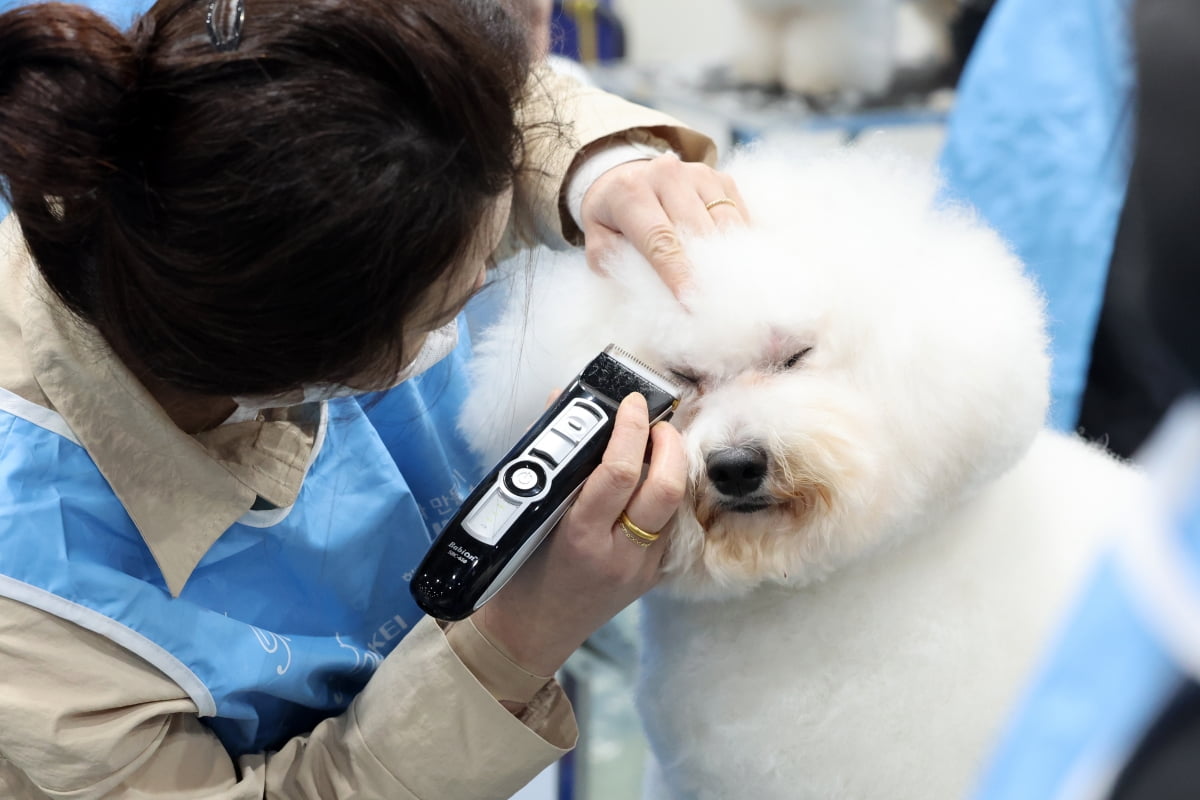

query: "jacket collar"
xmin=10 ymin=220 xmax=317 ymax=596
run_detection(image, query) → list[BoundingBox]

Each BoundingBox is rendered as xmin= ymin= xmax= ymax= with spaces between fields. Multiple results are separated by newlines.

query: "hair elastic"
xmin=206 ymin=0 xmax=245 ymax=52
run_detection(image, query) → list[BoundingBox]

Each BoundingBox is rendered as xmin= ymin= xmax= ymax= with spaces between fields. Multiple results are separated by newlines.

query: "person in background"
xmin=1072 ymin=0 xmax=1199 ymax=457
xmin=970 ymin=1 xmax=1200 ymax=796
xmin=938 ymin=0 xmax=1136 ymax=435
xmin=0 ymin=0 xmax=747 ymax=797
xmin=943 ymin=0 xmax=1197 ymax=458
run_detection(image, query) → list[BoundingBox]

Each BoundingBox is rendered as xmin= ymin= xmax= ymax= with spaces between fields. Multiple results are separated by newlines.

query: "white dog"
xmin=460 ymin=148 xmax=1143 ymax=799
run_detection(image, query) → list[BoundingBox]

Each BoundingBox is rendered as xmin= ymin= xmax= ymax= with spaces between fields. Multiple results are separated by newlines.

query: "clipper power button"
xmin=503 ymin=460 xmax=547 ymax=498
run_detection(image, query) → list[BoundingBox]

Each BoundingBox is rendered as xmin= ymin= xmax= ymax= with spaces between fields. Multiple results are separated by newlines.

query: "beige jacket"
xmin=0 ymin=66 xmax=715 ymax=800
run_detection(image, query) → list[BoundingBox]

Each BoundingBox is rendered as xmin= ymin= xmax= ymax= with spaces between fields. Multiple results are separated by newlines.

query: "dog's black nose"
xmin=706 ymin=446 xmax=768 ymax=497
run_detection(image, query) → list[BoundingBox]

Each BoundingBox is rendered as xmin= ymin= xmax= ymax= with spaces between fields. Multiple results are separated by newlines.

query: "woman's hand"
xmin=473 ymin=392 xmax=687 ymax=677
xmin=578 ymin=154 xmax=748 ymax=298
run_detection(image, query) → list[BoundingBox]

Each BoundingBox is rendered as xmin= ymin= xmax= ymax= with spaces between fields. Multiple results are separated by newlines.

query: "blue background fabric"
xmin=969 ymin=553 xmax=1180 ymax=800
xmin=939 ymin=0 xmax=1136 ymax=431
xmin=361 ymin=324 xmax=485 ymax=538
xmin=970 ymin=400 xmax=1200 ymax=799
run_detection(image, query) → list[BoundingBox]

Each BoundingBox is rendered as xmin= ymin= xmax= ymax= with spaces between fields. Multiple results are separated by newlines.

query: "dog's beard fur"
xmin=655 ymin=375 xmax=891 ymax=598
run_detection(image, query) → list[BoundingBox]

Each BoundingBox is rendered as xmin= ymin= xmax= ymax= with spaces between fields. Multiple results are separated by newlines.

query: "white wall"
xmin=611 ymin=0 xmax=744 ymax=68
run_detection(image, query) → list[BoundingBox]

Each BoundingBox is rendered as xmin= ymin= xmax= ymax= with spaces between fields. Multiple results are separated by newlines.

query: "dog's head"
xmin=465 ymin=147 xmax=1049 ymax=600
xmin=585 ymin=149 xmax=1049 ymax=598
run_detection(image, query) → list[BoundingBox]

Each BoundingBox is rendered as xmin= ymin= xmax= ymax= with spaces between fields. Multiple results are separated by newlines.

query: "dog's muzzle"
xmin=706 ymin=445 xmax=769 ymax=505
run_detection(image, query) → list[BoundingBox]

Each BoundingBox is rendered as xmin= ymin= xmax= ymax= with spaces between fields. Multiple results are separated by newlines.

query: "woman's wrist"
xmin=471 ymin=601 xmax=579 ymax=679
xmin=565 ymin=136 xmax=674 ymax=230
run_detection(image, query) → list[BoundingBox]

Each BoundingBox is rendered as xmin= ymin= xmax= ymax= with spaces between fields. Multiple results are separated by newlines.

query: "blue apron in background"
xmin=939 ymin=0 xmax=1136 ymax=431
xmin=0 ymin=323 xmax=484 ymax=756
xmin=360 ymin=327 xmax=483 ymax=538
xmin=0 ymin=0 xmax=147 ymax=22
xmin=970 ymin=399 xmax=1200 ymax=800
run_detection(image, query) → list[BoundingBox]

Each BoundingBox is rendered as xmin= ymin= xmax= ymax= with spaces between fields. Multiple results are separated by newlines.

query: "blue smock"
xmin=970 ymin=399 xmax=1200 ymax=799
xmin=939 ymin=0 xmax=1136 ymax=431
xmin=0 ymin=332 xmax=483 ymax=757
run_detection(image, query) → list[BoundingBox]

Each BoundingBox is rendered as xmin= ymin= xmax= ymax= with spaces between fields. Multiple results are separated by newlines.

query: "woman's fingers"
xmin=618 ymin=420 xmax=686 ymax=559
xmin=473 ymin=393 xmax=687 ymax=676
xmin=579 ymin=155 xmax=750 ymax=298
xmin=584 ymin=179 xmax=691 ymax=293
xmin=564 ymin=393 xmax=687 ymax=554
xmin=568 ymin=392 xmax=651 ymax=529
xmin=703 ymin=170 xmax=750 ymax=229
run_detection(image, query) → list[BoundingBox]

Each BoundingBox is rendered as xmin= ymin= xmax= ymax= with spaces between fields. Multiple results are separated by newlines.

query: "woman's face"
xmin=527 ymin=0 xmax=553 ymax=56
xmin=398 ymin=191 xmax=514 ymax=365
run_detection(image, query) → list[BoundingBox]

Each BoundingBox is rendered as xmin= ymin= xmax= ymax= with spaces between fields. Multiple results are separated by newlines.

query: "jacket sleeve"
xmin=0 ymin=598 xmax=572 ymax=800
xmin=502 ymin=63 xmax=718 ymax=255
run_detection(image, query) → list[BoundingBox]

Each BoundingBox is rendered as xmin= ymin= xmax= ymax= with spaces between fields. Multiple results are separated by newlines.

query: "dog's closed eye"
xmin=783 ymin=347 xmax=813 ymax=369
xmin=669 ymin=368 xmax=702 ymax=387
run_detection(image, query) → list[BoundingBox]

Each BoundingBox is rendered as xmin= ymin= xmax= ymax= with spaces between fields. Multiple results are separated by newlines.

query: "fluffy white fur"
xmin=460 ymin=147 xmax=1145 ymax=799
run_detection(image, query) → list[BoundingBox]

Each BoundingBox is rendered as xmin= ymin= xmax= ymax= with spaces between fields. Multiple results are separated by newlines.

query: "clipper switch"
xmin=502 ymin=460 xmax=547 ymax=498
xmin=531 ymin=430 xmax=574 ymax=466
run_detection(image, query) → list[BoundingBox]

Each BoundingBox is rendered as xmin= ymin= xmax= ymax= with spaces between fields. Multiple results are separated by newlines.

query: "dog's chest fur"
xmin=461 ymin=148 xmax=1144 ymax=799
xmin=635 ymin=431 xmax=1140 ymax=800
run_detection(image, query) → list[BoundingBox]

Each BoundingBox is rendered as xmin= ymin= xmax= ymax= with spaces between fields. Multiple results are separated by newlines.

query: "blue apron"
xmin=0 ymin=330 xmax=484 ymax=756
xmin=970 ymin=399 xmax=1200 ymax=799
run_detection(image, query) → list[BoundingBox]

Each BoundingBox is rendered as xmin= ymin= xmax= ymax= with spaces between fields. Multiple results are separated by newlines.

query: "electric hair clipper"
xmin=411 ymin=345 xmax=681 ymax=621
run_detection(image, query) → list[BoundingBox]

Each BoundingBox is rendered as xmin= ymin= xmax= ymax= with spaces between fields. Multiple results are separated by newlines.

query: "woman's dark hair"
xmin=0 ymin=0 xmax=531 ymax=395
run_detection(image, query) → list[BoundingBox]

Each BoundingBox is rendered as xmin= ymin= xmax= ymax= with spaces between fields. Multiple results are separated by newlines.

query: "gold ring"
xmin=622 ymin=527 xmax=653 ymax=548
xmin=619 ymin=511 xmax=660 ymax=545
xmin=704 ymin=197 xmax=737 ymax=212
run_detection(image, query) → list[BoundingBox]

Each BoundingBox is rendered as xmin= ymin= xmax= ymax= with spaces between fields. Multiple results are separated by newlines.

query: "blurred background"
xmin=543 ymin=0 xmax=983 ymax=163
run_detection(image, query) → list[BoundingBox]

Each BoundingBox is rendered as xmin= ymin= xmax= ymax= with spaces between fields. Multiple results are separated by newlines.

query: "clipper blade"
xmin=603 ymin=344 xmax=683 ymax=398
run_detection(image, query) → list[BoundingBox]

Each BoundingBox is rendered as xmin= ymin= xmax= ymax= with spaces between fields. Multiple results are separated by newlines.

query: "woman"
xmin=0 ymin=0 xmax=744 ymax=796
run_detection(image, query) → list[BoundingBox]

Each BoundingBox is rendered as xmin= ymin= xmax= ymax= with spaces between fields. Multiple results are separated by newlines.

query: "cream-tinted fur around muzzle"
xmin=459 ymin=148 xmax=1144 ymax=799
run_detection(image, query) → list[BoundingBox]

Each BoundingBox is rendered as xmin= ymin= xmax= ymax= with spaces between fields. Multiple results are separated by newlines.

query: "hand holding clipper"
xmin=411 ymin=345 xmax=682 ymax=621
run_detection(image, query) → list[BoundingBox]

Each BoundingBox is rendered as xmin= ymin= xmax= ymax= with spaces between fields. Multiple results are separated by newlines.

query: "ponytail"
xmin=0 ymin=3 xmax=135 ymax=316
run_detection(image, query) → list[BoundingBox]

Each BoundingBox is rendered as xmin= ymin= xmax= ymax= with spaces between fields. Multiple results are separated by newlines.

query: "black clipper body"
xmin=411 ymin=345 xmax=681 ymax=621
